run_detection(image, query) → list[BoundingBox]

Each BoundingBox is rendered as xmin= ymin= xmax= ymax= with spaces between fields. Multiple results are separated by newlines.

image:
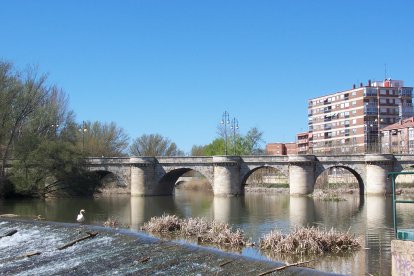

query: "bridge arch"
xmin=314 ymin=165 xmax=365 ymax=195
xmin=154 ymin=168 xmax=213 ymax=195
xmin=87 ymin=169 xmax=129 ymax=192
xmin=241 ymin=165 xmax=289 ymax=189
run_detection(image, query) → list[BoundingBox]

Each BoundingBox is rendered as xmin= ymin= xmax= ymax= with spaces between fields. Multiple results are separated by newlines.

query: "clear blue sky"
xmin=2 ymin=0 xmax=413 ymax=153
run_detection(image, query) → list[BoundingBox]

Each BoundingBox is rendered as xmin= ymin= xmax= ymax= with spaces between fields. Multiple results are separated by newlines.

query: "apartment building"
xmin=285 ymin=142 xmax=298 ymax=155
xmin=266 ymin=142 xmax=297 ymax=155
xmin=308 ymin=79 xmax=413 ymax=154
xmin=266 ymin=143 xmax=286 ymax=155
xmin=381 ymin=117 xmax=414 ymax=154
xmin=296 ymin=132 xmax=310 ymax=154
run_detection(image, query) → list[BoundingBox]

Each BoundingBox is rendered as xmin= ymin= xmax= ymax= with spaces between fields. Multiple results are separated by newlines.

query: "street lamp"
xmin=51 ymin=123 xmax=59 ymax=139
xmin=230 ymin=117 xmax=239 ymax=155
xmin=221 ymin=111 xmax=230 ymax=155
xmin=78 ymin=121 xmax=87 ymax=153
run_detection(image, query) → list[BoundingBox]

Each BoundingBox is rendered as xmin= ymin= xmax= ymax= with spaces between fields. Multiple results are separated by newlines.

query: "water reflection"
xmin=213 ymin=196 xmax=244 ymax=224
xmin=1 ymin=191 xmax=414 ymax=275
xmin=289 ymin=196 xmax=316 ymax=227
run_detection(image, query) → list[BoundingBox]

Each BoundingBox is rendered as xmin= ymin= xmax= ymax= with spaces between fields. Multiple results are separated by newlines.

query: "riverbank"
xmin=0 ymin=219 xmax=336 ymax=275
xmin=245 ymin=186 xmax=414 ymax=195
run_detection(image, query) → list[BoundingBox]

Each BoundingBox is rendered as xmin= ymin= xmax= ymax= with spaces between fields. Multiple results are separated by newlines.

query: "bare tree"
xmin=0 ymin=63 xmax=50 ymax=176
xmin=129 ymin=134 xmax=184 ymax=156
xmin=79 ymin=121 xmax=130 ymax=157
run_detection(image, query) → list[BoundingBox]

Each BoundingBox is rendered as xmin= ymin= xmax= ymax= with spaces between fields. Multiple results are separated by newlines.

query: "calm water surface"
xmin=1 ymin=190 xmax=414 ymax=275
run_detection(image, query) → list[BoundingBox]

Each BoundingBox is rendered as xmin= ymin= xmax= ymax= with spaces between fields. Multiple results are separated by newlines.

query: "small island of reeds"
xmin=141 ymin=215 xmax=362 ymax=256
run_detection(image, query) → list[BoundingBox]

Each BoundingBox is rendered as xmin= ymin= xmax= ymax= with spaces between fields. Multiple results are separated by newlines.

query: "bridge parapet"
xmin=240 ymin=155 xmax=289 ymax=163
xmin=156 ymin=156 xmax=213 ymax=165
xmin=365 ymin=154 xmax=395 ymax=164
xmin=316 ymin=154 xmax=366 ymax=163
xmin=394 ymin=155 xmax=414 ymax=162
xmin=85 ymin=157 xmax=130 ymax=165
xmin=130 ymin=157 xmax=156 ymax=167
xmin=213 ymin=156 xmax=240 ymax=166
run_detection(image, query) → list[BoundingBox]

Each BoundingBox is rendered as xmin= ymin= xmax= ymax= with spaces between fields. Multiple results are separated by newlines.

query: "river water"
xmin=1 ymin=189 xmax=414 ymax=275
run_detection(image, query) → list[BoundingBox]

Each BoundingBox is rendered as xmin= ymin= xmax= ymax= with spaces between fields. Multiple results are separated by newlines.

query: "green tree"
xmin=239 ymin=127 xmax=265 ymax=155
xmin=129 ymin=134 xmax=184 ymax=156
xmin=190 ymin=127 xmax=264 ymax=156
xmin=0 ymin=61 xmax=100 ymax=197
xmin=0 ymin=63 xmax=51 ymax=175
xmin=191 ymin=145 xmax=206 ymax=156
xmin=11 ymin=140 xmax=100 ymax=197
xmin=203 ymin=138 xmax=225 ymax=156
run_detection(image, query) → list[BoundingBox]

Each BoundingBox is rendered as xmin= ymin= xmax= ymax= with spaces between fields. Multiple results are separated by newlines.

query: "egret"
xmin=77 ymin=209 xmax=86 ymax=223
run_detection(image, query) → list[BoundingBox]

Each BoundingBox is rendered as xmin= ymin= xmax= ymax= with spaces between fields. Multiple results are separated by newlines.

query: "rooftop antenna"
xmin=384 ymin=63 xmax=387 ymax=79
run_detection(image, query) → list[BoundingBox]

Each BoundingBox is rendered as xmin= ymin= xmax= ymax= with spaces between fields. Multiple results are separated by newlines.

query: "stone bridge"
xmin=85 ymin=154 xmax=414 ymax=196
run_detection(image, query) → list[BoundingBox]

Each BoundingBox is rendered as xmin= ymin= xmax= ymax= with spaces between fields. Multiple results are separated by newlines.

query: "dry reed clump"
xmin=141 ymin=215 xmax=246 ymax=247
xmin=312 ymin=190 xmax=346 ymax=201
xmin=103 ymin=217 xmax=119 ymax=228
xmin=141 ymin=214 xmax=181 ymax=233
xmin=259 ymin=226 xmax=361 ymax=255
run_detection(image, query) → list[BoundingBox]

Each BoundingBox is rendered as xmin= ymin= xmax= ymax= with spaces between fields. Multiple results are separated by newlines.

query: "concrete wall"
xmin=392 ymin=239 xmax=414 ymax=275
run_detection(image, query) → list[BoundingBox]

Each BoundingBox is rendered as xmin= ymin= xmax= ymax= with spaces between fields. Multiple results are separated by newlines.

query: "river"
xmin=1 ymin=189 xmax=413 ymax=275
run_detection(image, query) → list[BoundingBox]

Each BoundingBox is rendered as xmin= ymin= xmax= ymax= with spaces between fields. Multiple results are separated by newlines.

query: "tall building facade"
xmin=308 ymin=79 xmax=413 ymax=154
xmin=296 ymin=132 xmax=310 ymax=154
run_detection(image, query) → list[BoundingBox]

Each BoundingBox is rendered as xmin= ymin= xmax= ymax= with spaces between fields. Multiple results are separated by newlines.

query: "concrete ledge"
xmin=129 ymin=157 xmax=156 ymax=164
xmin=365 ymin=154 xmax=395 ymax=162
xmin=212 ymin=156 xmax=241 ymax=164
xmin=391 ymin=239 xmax=414 ymax=275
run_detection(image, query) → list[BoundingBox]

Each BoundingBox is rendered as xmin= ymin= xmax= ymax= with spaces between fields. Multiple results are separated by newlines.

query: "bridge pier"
xmin=365 ymin=154 xmax=394 ymax=195
xmin=288 ymin=155 xmax=316 ymax=195
xmin=213 ymin=156 xmax=242 ymax=196
xmin=130 ymin=157 xmax=156 ymax=196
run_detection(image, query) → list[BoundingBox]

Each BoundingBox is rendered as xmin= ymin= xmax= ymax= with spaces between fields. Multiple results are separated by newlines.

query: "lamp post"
xmin=230 ymin=117 xmax=239 ymax=155
xmin=78 ymin=121 xmax=87 ymax=153
xmin=51 ymin=123 xmax=59 ymax=139
xmin=221 ymin=111 xmax=230 ymax=155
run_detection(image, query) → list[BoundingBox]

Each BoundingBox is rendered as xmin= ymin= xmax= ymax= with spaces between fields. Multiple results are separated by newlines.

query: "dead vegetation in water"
xmin=312 ymin=190 xmax=346 ymax=201
xmin=141 ymin=214 xmax=246 ymax=247
xmin=259 ymin=226 xmax=361 ymax=255
xmin=103 ymin=217 xmax=119 ymax=228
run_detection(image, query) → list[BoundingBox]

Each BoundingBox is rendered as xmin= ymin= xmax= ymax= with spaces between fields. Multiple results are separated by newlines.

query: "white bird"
xmin=77 ymin=209 xmax=86 ymax=223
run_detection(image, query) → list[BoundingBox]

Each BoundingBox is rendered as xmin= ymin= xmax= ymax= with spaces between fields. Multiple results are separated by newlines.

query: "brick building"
xmin=285 ymin=142 xmax=298 ymax=155
xmin=296 ymin=132 xmax=310 ymax=154
xmin=381 ymin=117 xmax=414 ymax=154
xmin=266 ymin=142 xmax=298 ymax=155
xmin=266 ymin=143 xmax=286 ymax=155
xmin=308 ymin=79 xmax=413 ymax=154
